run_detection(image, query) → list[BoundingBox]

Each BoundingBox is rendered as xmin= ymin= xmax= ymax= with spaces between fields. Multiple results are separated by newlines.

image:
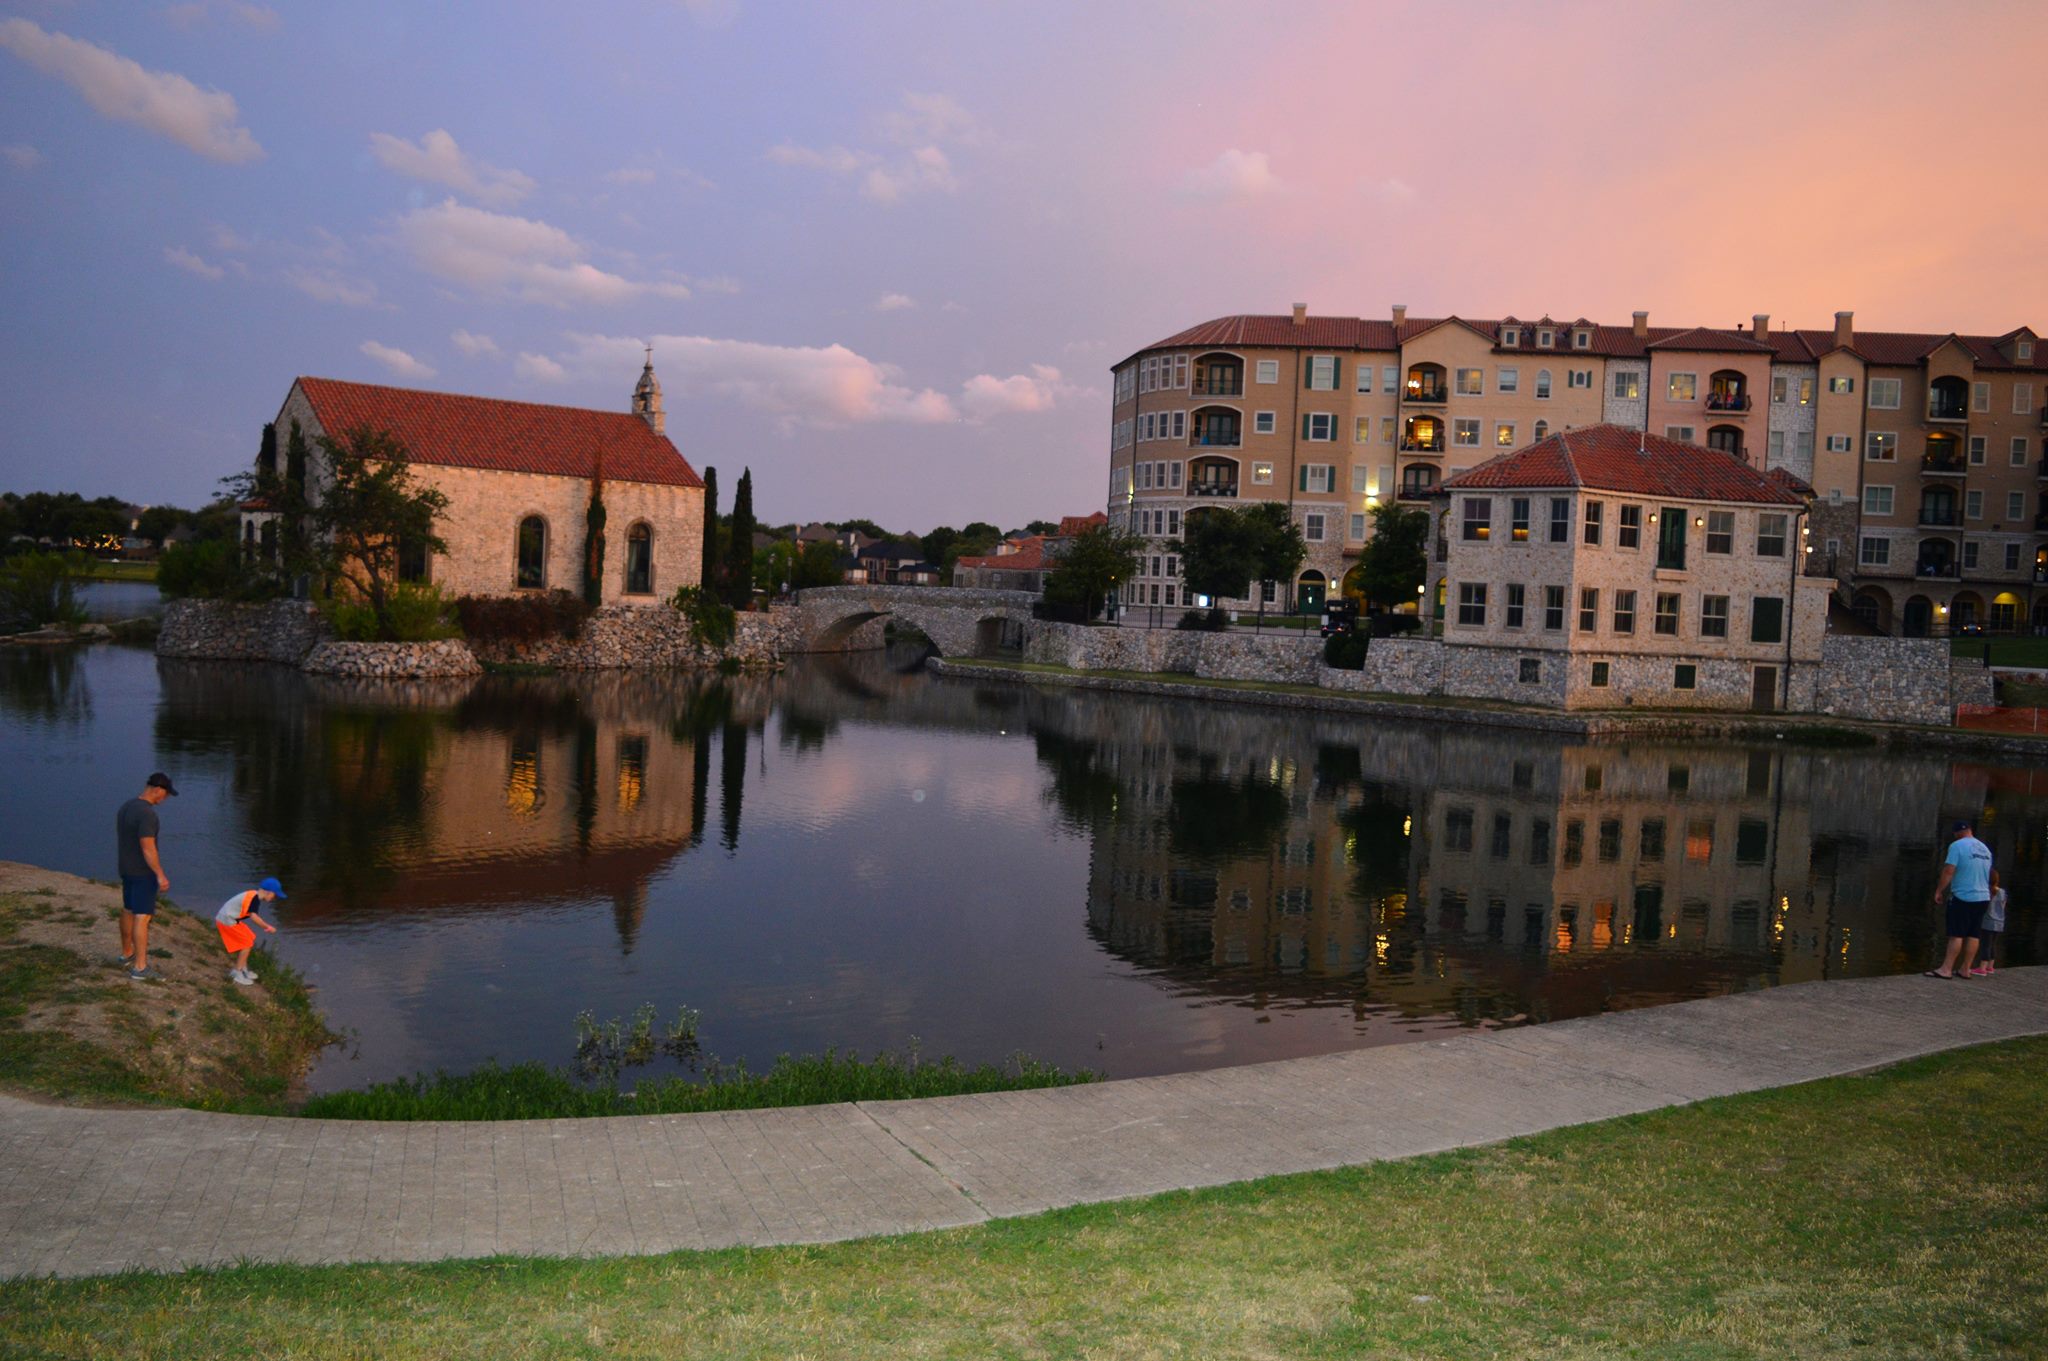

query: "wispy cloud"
xmin=768 ymin=92 xmax=974 ymax=205
xmin=0 ymin=19 xmax=262 ymax=163
xmin=359 ymin=341 xmax=435 ymax=380
xmin=959 ymin=364 xmax=1081 ymax=420
xmin=369 ymin=129 xmax=534 ymax=207
xmin=394 ymin=199 xmax=692 ymax=307
xmin=162 ymin=245 xmax=224 ymax=280
xmin=514 ymin=352 xmax=566 ymax=382
xmin=874 ymin=292 xmax=916 ymax=312
xmin=285 ymin=266 xmax=377 ymax=307
xmin=1180 ymin=149 xmax=1281 ymax=200
xmin=1362 ymin=176 xmax=1417 ymax=207
xmin=558 ymin=332 xmax=958 ymax=427
xmin=2 ymin=143 xmax=43 ymax=170
xmin=451 ymin=329 xmax=500 ymax=357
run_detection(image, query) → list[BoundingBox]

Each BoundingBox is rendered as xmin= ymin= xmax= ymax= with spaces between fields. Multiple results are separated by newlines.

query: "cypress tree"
xmin=724 ymin=467 xmax=755 ymax=607
xmin=698 ymin=465 xmax=719 ymax=594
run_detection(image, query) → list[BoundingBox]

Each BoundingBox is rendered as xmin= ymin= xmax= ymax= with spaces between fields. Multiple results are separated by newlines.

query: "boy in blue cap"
xmin=215 ymin=878 xmax=285 ymax=986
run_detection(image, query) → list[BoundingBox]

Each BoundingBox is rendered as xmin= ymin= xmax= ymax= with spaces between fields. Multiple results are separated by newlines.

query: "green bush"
xmin=319 ymin=583 xmax=459 ymax=642
xmin=157 ymin=539 xmax=285 ymax=602
xmin=670 ymin=584 xmax=736 ymax=648
xmin=454 ymin=590 xmax=592 ymax=645
xmin=1322 ymin=631 xmax=1369 ymax=669
xmin=0 ymin=552 xmax=85 ymax=633
xmin=1177 ymin=607 xmax=1230 ymax=632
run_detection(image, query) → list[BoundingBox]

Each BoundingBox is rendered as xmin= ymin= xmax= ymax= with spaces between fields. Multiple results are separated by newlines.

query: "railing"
xmin=1926 ymin=400 xmax=1969 ymax=423
xmin=1802 ymin=550 xmax=1838 ymax=577
xmin=1918 ymin=507 xmax=1960 ymax=526
xmin=1915 ymin=560 xmax=1960 ymax=579
xmin=2035 ymin=510 xmax=2048 ymax=531
xmin=2038 ymin=458 xmax=2048 ymax=479
xmin=1397 ymin=483 xmax=1439 ymax=501
xmin=1705 ymin=393 xmax=1752 ymax=412
xmin=1188 ymin=482 xmax=1239 ymax=497
xmin=1403 ymin=386 xmax=1449 ymax=405
xmin=1190 ymin=433 xmax=1242 ymax=448
xmin=1399 ymin=439 xmax=1446 ymax=454
xmin=1191 ymin=380 xmax=1243 ymax=397
xmin=1921 ymin=452 xmax=1967 ymax=475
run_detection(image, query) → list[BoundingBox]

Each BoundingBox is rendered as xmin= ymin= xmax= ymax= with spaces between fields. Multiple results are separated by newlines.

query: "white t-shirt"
xmin=215 ymin=891 xmax=264 ymax=927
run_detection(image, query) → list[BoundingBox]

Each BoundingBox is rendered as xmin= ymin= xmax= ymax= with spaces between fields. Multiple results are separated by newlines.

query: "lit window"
xmin=1667 ymin=373 xmax=1698 ymax=401
xmin=1455 ymin=368 xmax=1484 ymax=396
xmin=1496 ymin=422 xmax=1517 ymax=447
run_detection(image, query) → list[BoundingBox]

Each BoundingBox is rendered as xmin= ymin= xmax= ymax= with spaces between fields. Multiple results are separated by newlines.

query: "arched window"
xmin=624 ymin=522 xmax=653 ymax=594
xmin=1533 ymin=420 xmax=1549 ymax=440
xmin=516 ymin=516 xmax=548 ymax=589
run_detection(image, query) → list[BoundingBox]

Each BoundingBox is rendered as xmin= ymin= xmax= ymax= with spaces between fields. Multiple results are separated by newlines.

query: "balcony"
xmin=1914 ymin=559 xmax=1960 ymax=580
xmin=1402 ymin=385 xmax=1448 ymax=405
xmin=1399 ymin=439 xmax=1445 ymax=455
xmin=2034 ymin=510 xmax=2048 ymax=531
xmin=1189 ymin=433 xmax=1242 ymax=448
xmin=1397 ymin=482 xmax=1439 ymax=501
xmin=1704 ymin=392 xmax=1752 ymax=414
xmin=1188 ymin=481 xmax=1239 ymax=498
xmin=1190 ymin=379 xmax=1243 ymax=398
xmin=1925 ymin=398 xmax=1969 ymax=423
xmin=1921 ymin=451 xmax=1967 ymax=476
xmin=1918 ymin=507 xmax=1960 ymax=527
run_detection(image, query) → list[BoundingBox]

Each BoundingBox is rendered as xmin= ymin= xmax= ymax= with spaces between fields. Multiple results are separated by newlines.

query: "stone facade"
xmin=789 ymin=585 xmax=1039 ymax=656
xmin=300 ymin=639 xmax=483 ymax=678
xmin=1810 ymin=635 xmax=1979 ymax=724
xmin=1765 ymin=364 xmax=1819 ymax=482
xmin=157 ymin=599 xmax=329 ymax=663
xmin=464 ymin=604 xmax=796 ymax=670
xmin=1601 ymin=358 xmax=1648 ymax=428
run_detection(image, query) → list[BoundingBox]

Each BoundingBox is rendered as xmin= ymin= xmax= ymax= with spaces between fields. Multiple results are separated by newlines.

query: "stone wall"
xmin=156 ymin=599 xmax=329 ymax=663
xmin=1317 ymin=638 xmax=1444 ymax=695
xmin=300 ymin=639 xmax=483 ymax=678
xmin=1020 ymin=621 xmax=1322 ymax=682
xmin=1813 ymin=635 xmax=1965 ymax=725
xmin=790 ymin=585 xmax=1039 ymax=656
xmin=464 ymin=602 xmax=796 ymax=670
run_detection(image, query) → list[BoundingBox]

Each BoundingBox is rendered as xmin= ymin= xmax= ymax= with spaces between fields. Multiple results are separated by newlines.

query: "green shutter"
xmin=1304 ymin=356 xmax=1313 ymax=389
xmin=1299 ymin=465 xmax=1310 ymax=492
xmin=1301 ymin=414 xmax=1312 ymax=441
xmin=1331 ymin=357 xmax=1342 ymax=389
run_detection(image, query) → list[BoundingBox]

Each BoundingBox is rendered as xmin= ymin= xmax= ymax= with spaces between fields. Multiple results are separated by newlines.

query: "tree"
xmin=960 ymin=520 xmax=1000 ymax=541
xmin=942 ymin=525 xmax=1002 ymax=577
xmin=1022 ymin=519 xmax=1060 ymax=536
xmin=1352 ymin=503 xmax=1429 ymax=610
xmin=831 ymin=517 xmax=889 ymax=541
xmin=1042 ymin=522 xmax=1143 ymax=620
xmin=1180 ymin=507 xmax=1261 ymax=606
xmin=1243 ymin=501 xmax=1307 ymax=623
xmin=581 ymin=461 xmax=607 ymax=608
xmin=723 ymin=467 xmax=755 ymax=607
xmin=919 ymin=525 xmax=959 ymax=566
xmin=134 ymin=505 xmax=190 ymax=547
xmin=238 ymin=427 xmax=449 ymax=639
xmin=791 ymin=538 xmax=843 ymax=588
xmin=699 ymin=466 xmax=719 ymax=596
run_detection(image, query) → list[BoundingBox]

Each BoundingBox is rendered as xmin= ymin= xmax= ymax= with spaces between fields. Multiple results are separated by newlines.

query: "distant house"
xmin=856 ymin=539 xmax=926 ymax=584
xmin=952 ymin=511 xmax=1109 ymax=591
xmin=240 ymin=361 xmax=703 ymax=605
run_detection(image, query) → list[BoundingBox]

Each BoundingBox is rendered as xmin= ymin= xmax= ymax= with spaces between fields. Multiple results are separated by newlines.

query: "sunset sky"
xmin=3 ymin=0 xmax=2045 ymax=530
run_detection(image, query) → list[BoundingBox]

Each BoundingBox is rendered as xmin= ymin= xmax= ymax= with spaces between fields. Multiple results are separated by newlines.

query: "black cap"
xmin=146 ymin=772 xmax=179 ymax=797
xmin=1951 ymin=819 xmax=1972 ymax=833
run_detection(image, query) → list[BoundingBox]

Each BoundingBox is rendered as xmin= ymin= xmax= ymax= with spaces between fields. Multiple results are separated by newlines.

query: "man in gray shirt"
xmin=116 ymin=772 xmax=176 ymax=981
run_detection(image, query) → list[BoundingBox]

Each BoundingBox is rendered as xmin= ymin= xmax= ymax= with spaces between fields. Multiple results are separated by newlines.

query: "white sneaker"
xmin=231 ymin=969 xmax=255 ymax=986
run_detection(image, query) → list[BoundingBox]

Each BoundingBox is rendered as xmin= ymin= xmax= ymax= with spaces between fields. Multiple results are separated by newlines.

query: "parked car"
xmin=1320 ymin=599 xmax=1357 ymax=637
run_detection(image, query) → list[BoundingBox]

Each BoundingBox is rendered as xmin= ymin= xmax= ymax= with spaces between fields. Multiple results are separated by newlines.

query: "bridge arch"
xmin=790 ymin=584 xmax=1043 ymax=658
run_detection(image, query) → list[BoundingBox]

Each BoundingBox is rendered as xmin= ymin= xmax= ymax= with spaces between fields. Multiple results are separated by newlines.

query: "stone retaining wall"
xmin=463 ymin=602 xmax=796 ymax=670
xmin=1022 ymin=622 xmax=1322 ymax=682
xmin=1813 ymin=635 xmax=1971 ymax=725
xmin=156 ymin=599 xmax=329 ymax=663
xmin=300 ymin=639 xmax=483 ymax=678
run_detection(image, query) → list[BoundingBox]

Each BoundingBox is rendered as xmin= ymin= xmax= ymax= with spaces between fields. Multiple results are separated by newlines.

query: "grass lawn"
xmin=5 ymin=1038 xmax=2043 ymax=1359
xmin=74 ymin=559 xmax=158 ymax=582
xmin=1955 ymin=635 xmax=2048 ymax=669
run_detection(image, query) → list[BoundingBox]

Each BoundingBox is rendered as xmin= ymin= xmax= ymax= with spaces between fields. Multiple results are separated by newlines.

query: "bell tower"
xmin=632 ymin=347 xmax=664 ymax=435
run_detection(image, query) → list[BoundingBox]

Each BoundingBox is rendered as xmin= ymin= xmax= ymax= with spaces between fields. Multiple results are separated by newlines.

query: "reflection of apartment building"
xmin=1107 ymin=307 xmax=2046 ymax=632
xmin=1437 ymin=426 xmax=1833 ymax=710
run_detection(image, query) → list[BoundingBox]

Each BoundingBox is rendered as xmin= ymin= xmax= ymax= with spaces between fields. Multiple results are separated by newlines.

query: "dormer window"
xmin=1573 ymin=330 xmax=1591 ymax=349
xmin=2021 ymin=338 xmax=2036 ymax=362
xmin=1537 ymin=329 xmax=1554 ymax=348
xmin=1501 ymin=327 xmax=1519 ymax=347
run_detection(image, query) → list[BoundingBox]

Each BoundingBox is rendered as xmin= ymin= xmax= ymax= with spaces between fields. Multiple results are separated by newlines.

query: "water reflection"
xmin=0 ymin=642 xmax=2037 ymax=1090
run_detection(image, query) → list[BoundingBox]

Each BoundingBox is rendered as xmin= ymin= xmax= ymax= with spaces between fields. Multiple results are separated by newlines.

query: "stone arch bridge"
xmin=788 ymin=585 xmax=1041 ymax=657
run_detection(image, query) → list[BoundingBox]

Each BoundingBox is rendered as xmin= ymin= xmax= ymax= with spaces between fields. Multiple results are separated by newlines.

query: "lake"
xmin=0 ymin=631 xmax=2037 ymax=1095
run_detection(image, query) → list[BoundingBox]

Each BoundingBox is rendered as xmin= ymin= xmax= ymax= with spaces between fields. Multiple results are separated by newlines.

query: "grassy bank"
xmin=300 ymin=1049 xmax=1096 ymax=1121
xmin=1957 ymin=635 xmax=2048 ymax=669
xmin=4 ymin=1038 xmax=2042 ymax=1359
xmin=0 ymin=866 xmax=335 ymax=1111
xmin=74 ymin=559 xmax=159 ymax=583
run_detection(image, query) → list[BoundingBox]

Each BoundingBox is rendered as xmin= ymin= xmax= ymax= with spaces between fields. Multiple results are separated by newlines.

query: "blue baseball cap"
xmin=259 ymin=876 xmax=287 ymax=898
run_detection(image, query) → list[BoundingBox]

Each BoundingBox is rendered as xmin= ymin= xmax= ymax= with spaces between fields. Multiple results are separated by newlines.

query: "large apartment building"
xmin=1107 ymin=305 xmax=2046 ymax=634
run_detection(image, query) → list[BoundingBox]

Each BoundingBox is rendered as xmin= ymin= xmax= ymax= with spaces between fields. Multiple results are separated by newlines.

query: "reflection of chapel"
xmin=242 ymin=360 xmax=704 ymax=605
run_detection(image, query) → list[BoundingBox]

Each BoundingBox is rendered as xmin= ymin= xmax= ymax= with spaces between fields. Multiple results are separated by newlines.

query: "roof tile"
xmin=1439 ymin=424 xmax=1806 ymax=506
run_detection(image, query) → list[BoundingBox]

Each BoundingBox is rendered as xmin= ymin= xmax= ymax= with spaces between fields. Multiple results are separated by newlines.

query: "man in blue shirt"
xmin=1926 ymin=817 xmax=1993 ymax=979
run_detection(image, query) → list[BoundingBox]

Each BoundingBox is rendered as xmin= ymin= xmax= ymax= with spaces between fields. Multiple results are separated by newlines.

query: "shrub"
xmin=454 ymin=590 xmax=592 ymax=646
xmin=0 ymin=552 xmax=85 ymax=633
xmin=319 ymin=582 xmax=459 ymax=642
xmin=1177 ymin=607 xmax=1230 ymax=632
xmin=670 ymin=585 xmax=736 ymax=649
xmin=1031 ymin=599 xmax=1090 ymax=625
xmin=1369 ymin=613 xmax=1423 ymax=638
xmin=1323 ymin=631 xmax=1369 ymax=669
xmin=156 ymin=539 xmax=285 ymax=602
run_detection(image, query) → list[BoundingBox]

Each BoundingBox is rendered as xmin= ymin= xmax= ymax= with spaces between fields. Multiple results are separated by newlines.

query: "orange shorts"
xmin=217 ymin=920 xmax=256 ymax=953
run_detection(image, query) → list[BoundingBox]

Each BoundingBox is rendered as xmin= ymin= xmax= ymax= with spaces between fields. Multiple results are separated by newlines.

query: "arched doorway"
xmin=1903 ymin=595 xmax=1932 ymax=637
xmin=1402 ymin=415 xmax=1444 ymax=452
xmin=1296 ymin=570 xmax=1327 ymax=615
xmin=1405 ymin=363 xmax=1448 ymax=403
xmin=1950 ymin=591 xmax=1984 ymax=635
xmin=1991 ymin=591 xmax=2023 ymax=633
xmin=1340 ymin=562 xmax=1369 ymax=605
xmin=1707 ymin=369 xmax=1750 ymax=411
xmin=1851 ymin=589 xmax=1890 ymax=633
xmin=1706 ymin=425 xmax=1744 ymax=458
xmin=1929 ymin=375 xmax=1969 ymax=422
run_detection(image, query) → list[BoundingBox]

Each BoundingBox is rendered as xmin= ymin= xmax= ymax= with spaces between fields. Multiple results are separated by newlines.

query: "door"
xmin=1296 ymin=574 xmax=1326 ymax=614
xmin=1751 ymin=667 xmax=1777 ymax=713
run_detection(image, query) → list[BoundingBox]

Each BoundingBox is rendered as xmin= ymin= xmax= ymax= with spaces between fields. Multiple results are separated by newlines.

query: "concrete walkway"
xmin=4 ymin=968 xmax=2044 ymax=1279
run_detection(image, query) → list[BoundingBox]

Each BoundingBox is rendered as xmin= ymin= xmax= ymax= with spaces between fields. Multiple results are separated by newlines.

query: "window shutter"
xmin=1304 ymin=357 xmax=1313 ymax=389
xmin=1301 ymin=413 xmax=1312 ymax=440
xmin=1299 ymin=465 xmax=1310 ymax=492
xmin=1330 ymin=358 xmax=1342 ymax=389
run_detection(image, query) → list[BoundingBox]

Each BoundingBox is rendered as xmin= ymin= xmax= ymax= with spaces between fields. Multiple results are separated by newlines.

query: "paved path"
xmin=4 ymin=968 xmax=2044 ymax=1279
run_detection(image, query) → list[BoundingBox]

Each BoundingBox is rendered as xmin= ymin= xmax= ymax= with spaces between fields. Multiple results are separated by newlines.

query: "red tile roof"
xmin=1057 ymin=512 xmax=1107 ymax=536
xmin=1645 ymin=326 xmax=1776 ymax=354
xmin=293 ymin=377 xmax=702 ymax=489
xmin=957 ymin=536 xmax=1051 ymax=572
xmin=1439 ymin=424 xmax=1806 ymax=506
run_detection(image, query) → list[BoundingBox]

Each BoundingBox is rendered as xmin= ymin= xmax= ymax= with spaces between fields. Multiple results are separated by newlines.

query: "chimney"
xmin=1391 ymin=304 xmax=1407 ymax=328
xmin=1632 ymin=310 xmax=1648 ymax=339
xmin=1752 ymin=313 xmax=1770 ymax=341
xmin=1834 ymin=310 xmax=1854 ymax=348
xmin=1291 ymin=302 xmax=1307 ymax=326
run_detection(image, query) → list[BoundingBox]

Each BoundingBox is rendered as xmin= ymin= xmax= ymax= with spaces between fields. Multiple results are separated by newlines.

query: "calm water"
xmin=1 ymin=638 xmax=2040 ymax=1094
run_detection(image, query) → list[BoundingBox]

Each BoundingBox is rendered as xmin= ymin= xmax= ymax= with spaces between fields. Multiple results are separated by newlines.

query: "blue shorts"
xmin=121 ymin=876 xmax=158 ymax=915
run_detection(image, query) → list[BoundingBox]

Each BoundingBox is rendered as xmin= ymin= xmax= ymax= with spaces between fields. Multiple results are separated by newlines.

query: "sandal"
xmin=1922 ymin=969 xmax=1953 ymax=979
